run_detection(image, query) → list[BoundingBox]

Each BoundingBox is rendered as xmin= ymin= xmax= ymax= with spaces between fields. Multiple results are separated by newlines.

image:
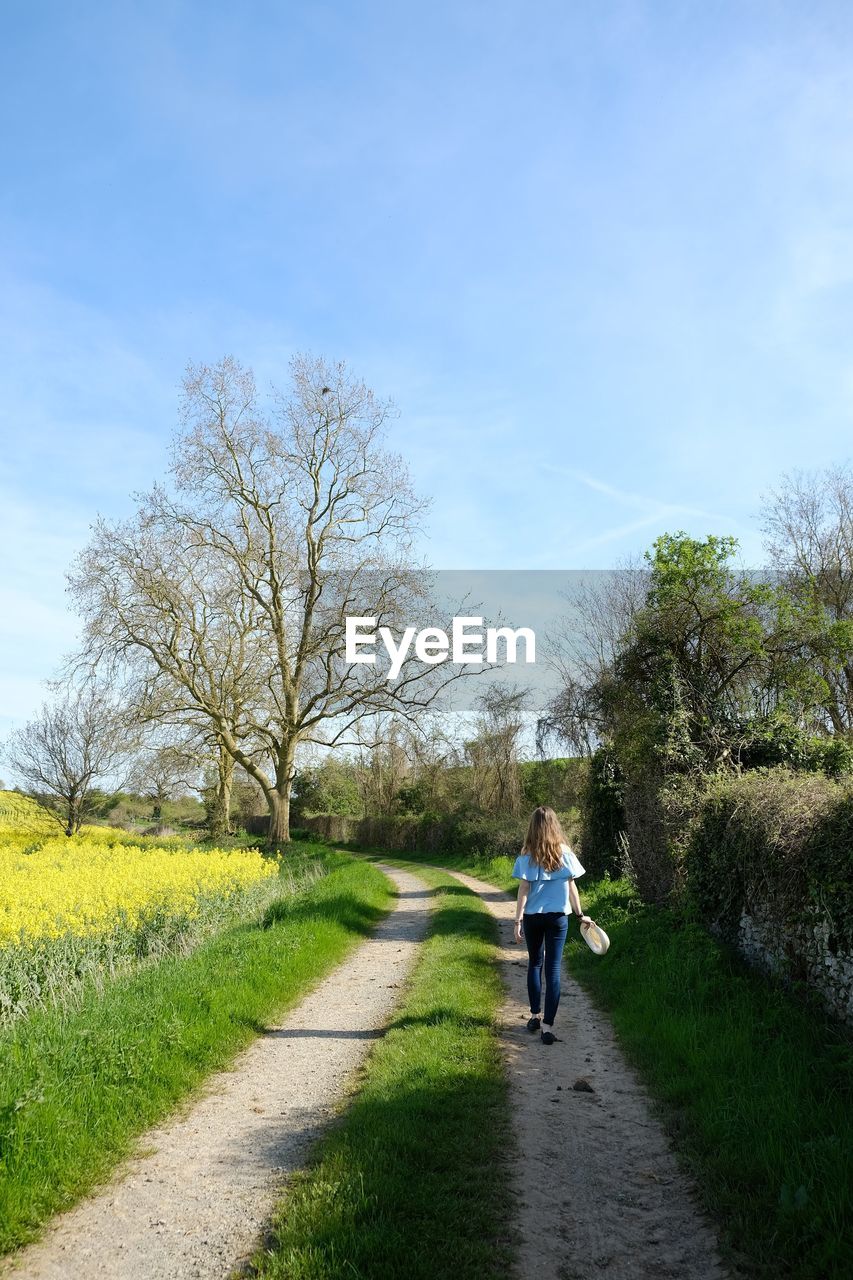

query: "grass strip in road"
xmin=398 ymin=847 xmax=853 ymax=1280
xmin=0 ymin=848 xmax=391 ymax=1255
xmin=251 ymin=858 xmax=512 ymax=1280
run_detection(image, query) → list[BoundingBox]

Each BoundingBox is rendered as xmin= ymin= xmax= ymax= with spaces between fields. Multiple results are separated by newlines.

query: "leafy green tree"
xmin=291 ymin=757 xmax=362 ymax=817
xmin=601 ymin=533 xmax=782 ymax=773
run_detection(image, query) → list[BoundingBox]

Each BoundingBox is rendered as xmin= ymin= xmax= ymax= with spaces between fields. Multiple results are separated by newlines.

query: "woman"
xmin=512 ymin=805 xmax=590 ymax=1044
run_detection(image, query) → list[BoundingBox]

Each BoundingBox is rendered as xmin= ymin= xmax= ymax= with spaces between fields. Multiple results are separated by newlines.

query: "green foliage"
xmin=299 ymin=755 xmax=589 ymax=865
xmin=578 ymin=747 xmax=627 ymax=878
xmin=392 ymin=779 xmax=432 ymax=814
xmin=583 ymin=532 xmax=853 ymax=902
xmin=435 ymin=811 xmax=528 ymax=860
xmin=607 ymin=532 xmax=779 ymax=776
xmin=809 ymin=736 xmax=853 ymax=777
xmin=518 ymin=757 xmax=588 ymax=811
xmin=685 ymin=768 xmax=853 ymax=952
xmin=303 ymin=802 xmax=585 ymax=865
xmin=303 ymin=810 xmax=525 ymax=860
xmin=291 ymin=758 xmax=362 ymax=818
xmin=84 ymin=789 xmax=123 ymax=818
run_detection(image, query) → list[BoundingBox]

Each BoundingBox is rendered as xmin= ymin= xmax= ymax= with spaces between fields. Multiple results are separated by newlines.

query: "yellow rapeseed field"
xmin=0 ymin=837 xmax=277 ymax=946
xmin=0 ymin=791 xmax=285 ymax=1022
xmin=0 ymin=790 xmax=58 ymax=838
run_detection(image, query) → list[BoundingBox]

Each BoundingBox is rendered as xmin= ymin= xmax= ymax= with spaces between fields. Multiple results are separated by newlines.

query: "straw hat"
xmin=580 ymin=919 xmax=610 ymax=955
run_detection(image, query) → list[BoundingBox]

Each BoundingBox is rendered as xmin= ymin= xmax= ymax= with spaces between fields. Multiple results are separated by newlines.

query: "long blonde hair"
xmin=523 ymin=806 xmax=567 ymax=871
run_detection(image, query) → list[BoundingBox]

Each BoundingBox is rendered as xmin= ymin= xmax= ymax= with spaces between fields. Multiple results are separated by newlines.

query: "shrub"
xmin=519 ymin=758 xmax=588 ymax=812
xmin=578 ymin=748 xmax=627 ymax=879
xmin=685 ymin=768 xmax=853 ymax=952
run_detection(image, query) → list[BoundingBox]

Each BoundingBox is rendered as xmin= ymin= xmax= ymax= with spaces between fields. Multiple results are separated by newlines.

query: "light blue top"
xmin=511 ymin=844 xmax=586 ymax=914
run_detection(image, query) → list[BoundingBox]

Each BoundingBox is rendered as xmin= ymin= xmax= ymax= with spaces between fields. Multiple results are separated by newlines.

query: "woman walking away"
xmin=512 ymin=806 xmax=590 ymax=1045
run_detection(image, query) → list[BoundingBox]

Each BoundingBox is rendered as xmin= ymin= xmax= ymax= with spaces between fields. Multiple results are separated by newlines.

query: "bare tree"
xmin=3 ymin=682 xmax=129 ymax=834
xmin=465 ymin=685 xmax=529 ymax=815
xmin=401 ymin=717 xmax=459 ymax=813
xmin=761 ymin=463 xmax=853 ymax=734
xmin=353 ymin=715 xmax=412 ymax=817
xmin=537 ymin=565 xmax=650 ymax=755
xmin=69 ymin=354 xmax=469 ymax=845
xmin=127 ymin=739 xmax=202 ymax=820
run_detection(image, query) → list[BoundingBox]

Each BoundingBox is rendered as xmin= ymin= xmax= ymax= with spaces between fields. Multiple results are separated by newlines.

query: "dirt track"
xmin=447 ymin=869 xmax=731 ymax=1280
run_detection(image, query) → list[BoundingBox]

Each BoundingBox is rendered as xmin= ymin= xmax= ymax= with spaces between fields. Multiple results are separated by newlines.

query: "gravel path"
xmin=446 ymin=869 xmax=731 ymax=1280
xmin=2 ymin=865 xmax=430 ymax=1280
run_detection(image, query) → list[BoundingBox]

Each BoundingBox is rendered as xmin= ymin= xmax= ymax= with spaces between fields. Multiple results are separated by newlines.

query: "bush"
xmin=578 ymin=748 xmax=627 ymax=879
xmin=436 ymin=812 xmax=527 ymax=860
xmin=519 ymin=758 xmax=588 ymax=812
xmin=736 ymin=715 xmax=853 ymax=777
xmin=291 ymin=759 xmax=361 ymax=818
xmin=685 ymin=768 xmax=853 ymax=952
xmin=302 ymin=810 xmax=535 ymax=861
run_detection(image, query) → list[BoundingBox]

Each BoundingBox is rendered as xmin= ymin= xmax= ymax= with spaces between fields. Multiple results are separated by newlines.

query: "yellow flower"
xmin=0 ymin=828 xmax=276 ymax=946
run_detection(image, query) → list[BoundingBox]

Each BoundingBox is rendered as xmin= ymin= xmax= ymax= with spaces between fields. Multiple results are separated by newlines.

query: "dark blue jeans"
xmin=523 ymin=911 xmax=569 ymax=1025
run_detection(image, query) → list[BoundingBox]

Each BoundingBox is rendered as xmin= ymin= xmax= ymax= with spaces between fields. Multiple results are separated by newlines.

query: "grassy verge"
xmin=398 ymin=846 xmax=853 ymax=1280
xmin=0 ymin=848 xmax=391 ymax=1255
xmin=250 ymin=858 xmax=512 ymax=1280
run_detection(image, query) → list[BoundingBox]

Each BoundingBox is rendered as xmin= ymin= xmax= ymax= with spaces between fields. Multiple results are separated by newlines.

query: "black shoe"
xmin=541 ymin=1030 xmax=556 ymax=1045
xmin=527 ymin=1016 xmax=541 ymax=1033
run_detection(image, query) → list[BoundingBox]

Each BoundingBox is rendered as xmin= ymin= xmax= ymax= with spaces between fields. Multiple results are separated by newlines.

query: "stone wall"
xmin=728 ymin=905 xmax=853 ymax=1025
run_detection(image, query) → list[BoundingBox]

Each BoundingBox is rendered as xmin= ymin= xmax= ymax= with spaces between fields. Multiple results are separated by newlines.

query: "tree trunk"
xmin=266 ymin=741 xmax=297 ymax=850
xmin=267 ymin=789 xmax=291 ymax=848
xmin=209 ymin=742 xmax=234 ymax=842
xmin=66 ymin=792 xmax=81 ymax=837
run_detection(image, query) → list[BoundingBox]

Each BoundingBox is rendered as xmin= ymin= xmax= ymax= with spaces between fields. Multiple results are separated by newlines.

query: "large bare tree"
xmin=3 ymin=681 xmax=129 ymax=834
xmin=761 ymin=463 xmax=853 ymax=734
xmin=69 ymin=354 xmax=466 ymax=845
xmin=536 ymin=564 xmax=650 ymax=755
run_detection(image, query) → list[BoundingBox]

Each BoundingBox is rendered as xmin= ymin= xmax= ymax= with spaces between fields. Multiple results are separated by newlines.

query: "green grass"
xmin=251 ymin=858 xmax=513 ymax=1280
xmin=0 ymin=847 xmax=392 ymax=1255
xmin=398 ymin=846 xmax=853 ymax=1280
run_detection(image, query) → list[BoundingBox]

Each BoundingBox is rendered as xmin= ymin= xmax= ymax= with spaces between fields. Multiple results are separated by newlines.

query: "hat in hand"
xmin=580 ymin=919 xmax=610 ymax=955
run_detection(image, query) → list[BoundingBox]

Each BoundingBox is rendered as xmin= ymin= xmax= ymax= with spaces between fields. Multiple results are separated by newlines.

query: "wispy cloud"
xmin=545 ymin=465 xmax=720 ymax=522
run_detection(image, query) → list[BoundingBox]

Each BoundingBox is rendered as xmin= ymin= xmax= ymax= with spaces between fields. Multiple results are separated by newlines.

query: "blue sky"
xmin=3 ymin=0 xmax=853 ymax=733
